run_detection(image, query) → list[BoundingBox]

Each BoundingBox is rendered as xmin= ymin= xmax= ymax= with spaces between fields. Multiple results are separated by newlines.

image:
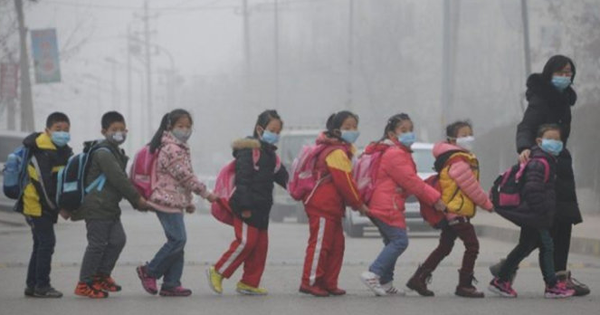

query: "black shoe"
xmin=557 ymin=270 xmax=591 ymax=297
xmin=24 ymin=287 xmax=35 ymax=297
xmin=34 ymin=286 xmax=63 ymax=298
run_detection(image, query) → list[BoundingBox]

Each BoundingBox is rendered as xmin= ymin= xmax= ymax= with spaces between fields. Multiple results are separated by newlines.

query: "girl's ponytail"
xmin=149 ymin=113 xmax=170 ymax=153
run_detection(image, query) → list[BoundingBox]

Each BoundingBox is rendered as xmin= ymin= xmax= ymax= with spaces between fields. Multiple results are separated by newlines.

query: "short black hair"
xmin=446 ymin=120 xmax=472 ymax=139
xmin=253 ymin=110 xmax=283 ymax=138
xmin=101 ymin=111 xmax=125 ymax=130
xmin=537 ymin=123 xmax=561 ymax=138
xmin=46 ymin=112 xmax=70 ymax=128
xmin=381 ymin=113 xmax=411 ymax=141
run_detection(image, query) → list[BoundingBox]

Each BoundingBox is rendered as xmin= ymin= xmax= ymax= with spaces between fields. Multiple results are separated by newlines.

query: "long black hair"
xmin=325 ymin=110 xmax=359 ymax=139
xmin=380 ymin=113 xmax=411 ymax=141
xmin=542 ymin=55 xmax=576 ymax=83
xmin=253 ymin=110 xmax=283 ymax=138
xmin=149 ymin=108 xmax=193 ymax=153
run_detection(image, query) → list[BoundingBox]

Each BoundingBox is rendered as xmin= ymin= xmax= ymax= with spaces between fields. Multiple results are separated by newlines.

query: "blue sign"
xmin=31 ymin=29 xmax=61 ymax=84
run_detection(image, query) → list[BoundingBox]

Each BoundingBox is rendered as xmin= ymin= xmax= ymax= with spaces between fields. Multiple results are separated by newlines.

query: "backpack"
xmin=56 ymin=142 xmax=114 ymax=212
xmin=353 ymin=148 xmax=388 ymax=205
xmin=129 ymin=145 xmax=160 ymax=199
xmin=211 ymin=148 xmax=281 ymax=225
xmin=489 ymin=158 xmax=550 ymax=210
xmin=2 ymin=146 xmax=31 ymax=201
xmin=287 ymin=144 xmax=341 ymax=203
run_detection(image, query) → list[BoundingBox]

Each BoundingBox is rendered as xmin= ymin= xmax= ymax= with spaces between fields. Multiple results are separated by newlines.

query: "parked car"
xmin=342 ymin=142 xmax=436 ymax=237
xmin=271 ymin=128 xmax=321 ymax=223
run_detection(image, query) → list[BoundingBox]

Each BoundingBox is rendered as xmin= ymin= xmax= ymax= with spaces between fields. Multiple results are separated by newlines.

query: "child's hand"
xmin=207 ymin=193 xmax=217 ymax=203
xmin=137 ymin=197 xmax=149 ymax=212
xmin=519 ymin=149 xmax=531 ymax=164
xmin=357 ymin=204 xmax=370 ymax=216
xmin=241 ymin=210 xmax=252 ymax=218
xmin=434 ymin=199 xmax=447 ymax=212
xmin=59 ymin=209 xmax=70 ymax=220
xmin=186 ymin=205 xmax=196 ymax=214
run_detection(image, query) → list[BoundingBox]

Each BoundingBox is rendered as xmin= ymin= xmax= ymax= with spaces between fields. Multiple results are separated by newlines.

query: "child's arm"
xmin=159 ymin=145 xmax=211 ymax=199
xmin=233 ymin=148 xmax=255 ymax=213
xmin=274 ymin=164 xmax=289 ymax=189
xmin=447 ymin=161 xmax=493 ymax=211
xmin=325 ymin=149 xmax=363 ymax=210
xmin=386 ymin=151 xmax=441 ymax=207
xmin=523 ymin=160 xmax=549 ymax=213
xmin=95 ymin=149 xmax=142 ymax=208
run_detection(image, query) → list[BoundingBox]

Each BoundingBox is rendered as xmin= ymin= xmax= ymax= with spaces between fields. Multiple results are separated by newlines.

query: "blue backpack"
xmin=2 ymin=146 xmax=31 ymax=202
xmin=56 ymin=143 xmax=112 ymax=212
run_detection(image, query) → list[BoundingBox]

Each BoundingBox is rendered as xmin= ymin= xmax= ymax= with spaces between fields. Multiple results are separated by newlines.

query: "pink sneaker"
xmin=136 ymin=265 xmax=157 ymax=295
xmin=159 ymin=286 xmax=192 ymax=297
xmin=488 ymin=277 xmax=518 ymax=298
xmin=545 ymin=281 xmax=575 ymax=299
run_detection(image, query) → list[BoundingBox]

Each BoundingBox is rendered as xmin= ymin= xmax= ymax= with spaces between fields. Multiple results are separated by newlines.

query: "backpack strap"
xmin=30 ymin=156 xmax=57 ymax=210
xmin=515 ymin=157 xmax=551 ymax=183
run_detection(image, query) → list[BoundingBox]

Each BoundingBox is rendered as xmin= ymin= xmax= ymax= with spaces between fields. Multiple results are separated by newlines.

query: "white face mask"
xmin=456 ymin=136 xmax=475 ymax=151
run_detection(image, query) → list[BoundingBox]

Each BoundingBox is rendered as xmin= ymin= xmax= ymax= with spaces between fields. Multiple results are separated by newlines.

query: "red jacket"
xmin=367 ymin=139 xmax=441 ymax=228
xmin=305 ymin=134 xmax=363 ymax=220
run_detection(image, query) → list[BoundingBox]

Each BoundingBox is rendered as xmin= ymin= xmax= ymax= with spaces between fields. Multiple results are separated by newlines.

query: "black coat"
xmin=497 ymin=147 xmax=557 ymax=230
xmin=516 ymin=73 xmax=582 ymax=224
xmin=228 ymin=137 xmax=288 ymax=230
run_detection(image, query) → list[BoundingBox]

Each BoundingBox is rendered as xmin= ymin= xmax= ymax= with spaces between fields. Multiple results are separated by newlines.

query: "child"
xmin=74 ymin=111 xmax=148 ymax=298
xmin=21 ymin=112 xmax=73 ymax=298
xmin=207 ymin=110 xmax=288 ymax=295
xmin=489 ymin=124 xmax=575 ymax=299
xmin=406 ymin=120 xmax=492 ymax=298
xmin=136 ymin=109 xmax=216 ymax=297
xmin=299 ymin=111 xmax=369 ymax=297
xmin=361 ymin=113 xmax=445 ymax=296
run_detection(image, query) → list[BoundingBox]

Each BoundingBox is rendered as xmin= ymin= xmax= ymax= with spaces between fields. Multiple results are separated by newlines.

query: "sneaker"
xmin=299 ymin=284 xmax=330 ymax=297
xmin=206 ymin=266 xmax=223 ymax=294
xmin=545 ymin=281 xmax=575 ymax=299
xmin=74 ymin=282 xmax=108 ymax=299
xmin=381 ymin=281 xmax=405 ymax=296
xmin=236 ymin=282 xmax=268 ymax=296
xmin=360 ymin=271 xmax=387 ymax=296
xmin=557 ymin=270 xmax=590 ymax=297
xmin=94 ymin=274 xmax=122 ymax=292
xmin=326 ymin=288 xmax=347 ymax=296
xmin=488 ymin=277 xmax=517 ymax=298
xmin=24 ymin=287 xmax=34 ymax=297
xmin=136 ymin=265 xmax=158 ymax=295
xmin=159 ymin=286 xmax=192 ymax=297
xmin=33 ymin=286 xmax=63 ymax=298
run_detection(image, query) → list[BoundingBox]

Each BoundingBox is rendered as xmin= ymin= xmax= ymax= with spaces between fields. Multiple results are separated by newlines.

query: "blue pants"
xmin=147 ymin=212 xmax=187 ymax=289
xmin=26 ymin=215 xmax=56 ymax=289
xmin=369 ymin=217 xmax=409 ymax=285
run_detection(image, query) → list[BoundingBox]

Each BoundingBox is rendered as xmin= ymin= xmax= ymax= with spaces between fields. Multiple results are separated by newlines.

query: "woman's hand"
xmin=519 ymin=149 xmax=531 ymax=164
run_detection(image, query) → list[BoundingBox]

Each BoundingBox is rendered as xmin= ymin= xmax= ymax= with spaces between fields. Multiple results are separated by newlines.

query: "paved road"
xmin=0 ymin=211 xmax=597 ymax=315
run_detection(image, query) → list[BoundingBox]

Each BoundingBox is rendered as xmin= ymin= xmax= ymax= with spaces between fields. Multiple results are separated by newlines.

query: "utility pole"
xmin=14 ymin=0 xmax=35 ymax=132
xmin=346 ymin=0 xmax=354 ymax=111
xmin=127 ymin=24 xmax=133 ymax=135
xmin=143 ymin=0 xmax=153 ymax=135
xmin=273 ymin=0 xmax=279 ymax=110
xmin=521 ymin=0 xmax=531 ymax=77
xmin=242 ymin=0 xmax=251 ymax=77
xmin=441 ymin=0 xmax=460 ymax=133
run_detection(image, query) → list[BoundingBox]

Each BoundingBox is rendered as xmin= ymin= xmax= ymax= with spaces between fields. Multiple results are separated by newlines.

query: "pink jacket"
xmin=432 ymin=142 xmax=493 ymax=220
xmin=149 ymin=131 xmax=210 ymax=213
xmin=367 ymin=139 xmax=441 ymax=229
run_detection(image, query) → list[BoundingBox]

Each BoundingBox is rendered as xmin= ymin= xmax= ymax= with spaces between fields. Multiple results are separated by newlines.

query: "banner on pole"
xmin=0 ymin=63 xmax=19 ymax=100
xmin=31 ymin=29 xmax=61 ymax=84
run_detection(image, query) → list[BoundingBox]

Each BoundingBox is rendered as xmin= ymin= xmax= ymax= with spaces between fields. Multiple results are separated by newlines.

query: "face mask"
xmin=551 ymin=76 xmax=571 ymax=91
xmin=261 ymin=130 xmax=280 ymax=145
xmin=340 ymin=130 xmax=360 ymax=144
xmin=398 ymin=132 xmax=416 ymax=147
xmin=456 ymin=136 xmax=475 ymax=151
xmin=172 ymin=128 xmax=192 ymax=143
xmin=51 ymin=131 xmax=70 ymax=147
xmin=106 ymin=131 xmax=127 ymax=146
xmin=540 ymin=139 xmax=563 ymax=156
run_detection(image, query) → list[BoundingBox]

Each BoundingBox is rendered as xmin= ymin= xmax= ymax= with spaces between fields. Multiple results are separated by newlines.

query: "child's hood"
xmin=432 ymin=141 xmax=467 ymax=159
xmin=231 ymin=137 xmax=261 ymax=150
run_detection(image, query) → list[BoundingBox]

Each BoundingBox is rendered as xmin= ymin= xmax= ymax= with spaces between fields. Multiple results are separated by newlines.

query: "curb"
xmin=476 ymin=224 xmax=600 ymax=258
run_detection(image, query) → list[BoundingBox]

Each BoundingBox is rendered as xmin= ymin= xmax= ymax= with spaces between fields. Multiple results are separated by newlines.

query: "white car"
xmin=343 ymin=142 xmax=437 ymax=237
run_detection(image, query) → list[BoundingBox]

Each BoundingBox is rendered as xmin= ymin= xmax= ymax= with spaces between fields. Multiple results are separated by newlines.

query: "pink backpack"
xmin=129 ymin=145 xmax=159 ymax=199
xmin=288 ymin=144 xmax=341 ymax=203
xmin=353 ymin=150 xmax=386 ymax=205
xmin=211 ymin=148 xmax=281 ymax=225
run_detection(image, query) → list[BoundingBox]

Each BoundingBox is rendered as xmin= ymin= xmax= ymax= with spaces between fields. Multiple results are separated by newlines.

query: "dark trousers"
xmin=551 ymin=220 xmax=572 ymax=272
xmin=26 ymin=215 xmax=56 ymax=289
xmin=79 ymin=219 xmax=126 ymax=283
xmin=499 ymin=226 xmax=557 ymax=286
xmin=422 ymin=221 xmax=479 ymax=274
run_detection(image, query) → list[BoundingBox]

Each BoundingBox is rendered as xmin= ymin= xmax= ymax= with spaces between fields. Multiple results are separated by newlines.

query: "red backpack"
xmin=211 ymin=149 xmax=281 ymax=225
xmin=129 ymin=145 xmax=160 ymax=199
xmin=287 ymin=144 xmax=343 ymax=203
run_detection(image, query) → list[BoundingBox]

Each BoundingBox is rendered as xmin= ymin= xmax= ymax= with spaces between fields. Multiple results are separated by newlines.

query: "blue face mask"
xmin=551 ymin=76 xmax=571 ymax=91
xmin=398 ymin=132 xmax=416 ymax=147
xmin=51 ymin=131 xmax=70 ymax=147
xmin=261 ymin=130 xmax=280 ymax=145
xmin=340 ymin=130 xmax=360 ymax=144
xmin=540 ymin=139 xmax=563 ymax=156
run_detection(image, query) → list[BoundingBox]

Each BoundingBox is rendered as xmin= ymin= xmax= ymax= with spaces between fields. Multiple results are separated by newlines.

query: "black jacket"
xmin=497 ymin=147 xmax=557 ymax=229
xmin=228 ymin=137 xmax=288 ymax=230
xmin=516 ymin=73 xmax=581 ymax=224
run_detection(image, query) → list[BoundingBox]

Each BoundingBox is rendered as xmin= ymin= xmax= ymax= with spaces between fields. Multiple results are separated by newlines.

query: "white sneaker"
xmin=360 ymin=271 xmax=387 ymax=296
xmin=381 ymin=281 xmax=405 ymax=296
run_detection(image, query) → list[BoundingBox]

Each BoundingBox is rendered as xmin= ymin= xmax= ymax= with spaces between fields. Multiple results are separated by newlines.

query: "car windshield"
xmin=412 ymin=147 xmax=435 ymax=173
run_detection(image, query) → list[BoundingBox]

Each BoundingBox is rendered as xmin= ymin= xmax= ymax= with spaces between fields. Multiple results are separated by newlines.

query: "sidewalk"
xmin=472 ymin=210 xmax=600 ymax=257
